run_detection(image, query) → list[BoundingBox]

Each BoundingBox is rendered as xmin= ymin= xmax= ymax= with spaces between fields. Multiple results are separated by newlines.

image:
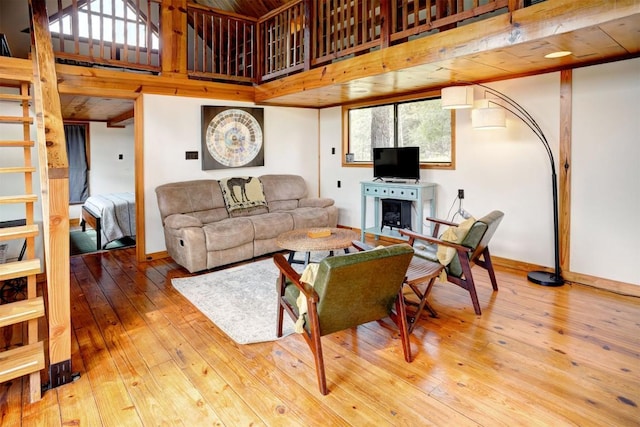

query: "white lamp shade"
xmin=441 ymin=86 xmax=474 ymax=109
xmin=472 ymin=106 xmax=506 ymax=129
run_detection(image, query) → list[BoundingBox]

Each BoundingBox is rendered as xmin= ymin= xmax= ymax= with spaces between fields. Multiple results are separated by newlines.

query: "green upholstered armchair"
xmin=273 ymin=243 xmax=415 ymax=395
xmin=399 ymin=210 xmax=504 ymax=315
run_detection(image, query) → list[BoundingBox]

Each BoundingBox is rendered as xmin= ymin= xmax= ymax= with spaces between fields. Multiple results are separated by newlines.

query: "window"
xmin=49 ymin=0 xmax=159 ymax=50
xmin=344 ymin=96 xmax=454 ymax=168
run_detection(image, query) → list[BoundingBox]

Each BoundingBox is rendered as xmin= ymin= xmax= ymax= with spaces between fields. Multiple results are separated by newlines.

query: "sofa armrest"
xmin=298 ymin=197 xmax=334 ymax=208
xmin=164 ymin=213 xmax=203 ymax=229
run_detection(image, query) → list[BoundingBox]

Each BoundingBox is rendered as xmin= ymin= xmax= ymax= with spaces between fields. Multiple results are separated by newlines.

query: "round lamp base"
xmin=527 ymin=271 xmax=564 ymax=287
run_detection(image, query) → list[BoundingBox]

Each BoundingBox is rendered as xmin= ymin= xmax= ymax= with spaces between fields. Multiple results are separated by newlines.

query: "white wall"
xmin=0 ymin=97 xmax=44 ymax=262
xmin=69 ymin=122 xmax=135 ymax=220
xmin=143 ymin=94 xmax=319 ymax=253
xmin=320 ymin=61 xmax=640 ymax=286
xmin=571 ymin=58 xmax=640 ymax=284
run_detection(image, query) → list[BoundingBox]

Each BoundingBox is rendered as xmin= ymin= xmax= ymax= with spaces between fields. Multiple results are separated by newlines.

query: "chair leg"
xmin=458 ymin=253 xmax=482 ymax=316
xmin=276 ymin=275 xmax=286 ymax=337
xmin=393 ymin=290 xmax=412 ymax=362
xmin=306 ymin=307 xmax=328 ymax=395
xmin=406 ymin=276 xmax=438 ymax=334
xmin=481 ymin=247 xmax=499 ymax=291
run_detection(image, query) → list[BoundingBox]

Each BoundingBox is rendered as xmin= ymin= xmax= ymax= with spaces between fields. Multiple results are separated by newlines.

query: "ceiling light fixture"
xmin=544 ymin=51 xmax=572 ymax=59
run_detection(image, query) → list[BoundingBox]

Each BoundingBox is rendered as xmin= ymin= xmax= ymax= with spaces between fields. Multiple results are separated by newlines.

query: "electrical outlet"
xmin=458 ymin=189 xmax=464 ymax=199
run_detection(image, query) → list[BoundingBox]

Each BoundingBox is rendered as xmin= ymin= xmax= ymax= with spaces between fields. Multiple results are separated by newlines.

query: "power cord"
xmin=446 ymin=194 xmax=472 ymax=222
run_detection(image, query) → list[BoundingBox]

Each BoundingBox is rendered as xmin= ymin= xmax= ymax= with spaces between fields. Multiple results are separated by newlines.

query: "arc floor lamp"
xmin=441 ymin=83 xmax=564 ymax=287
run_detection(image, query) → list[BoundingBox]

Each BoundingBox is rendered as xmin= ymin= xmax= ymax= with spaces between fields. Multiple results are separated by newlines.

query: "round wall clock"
xmin=205 ymin=108 xmax=264 ymax=167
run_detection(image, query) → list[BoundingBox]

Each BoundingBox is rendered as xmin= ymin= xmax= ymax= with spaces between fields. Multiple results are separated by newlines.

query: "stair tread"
xmin=0 ymin=195 xmax=38 ymax=204
xmin=0 ymin=141 xmax=35 ymax=147
xmin=0 ymin=259 xmax=40 ymax=281
xmin=0 ymin=116 xmax=33 ymax=124
xmin=0 ymin=93 xmax=30 ymax=102
xmin=0 ymin=224 xmax=38 ymax=241
xmin=0 ymin=297 xmax=45 ymax=328
xmin=0 ymin=166 xmax=36 ymax=174
xmin=0 ymin=342 xmax=45 ymax=384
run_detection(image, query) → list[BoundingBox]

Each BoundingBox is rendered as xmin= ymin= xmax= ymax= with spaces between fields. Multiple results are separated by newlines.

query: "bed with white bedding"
xmin=80 ymin=192 xmax=136 ymax=251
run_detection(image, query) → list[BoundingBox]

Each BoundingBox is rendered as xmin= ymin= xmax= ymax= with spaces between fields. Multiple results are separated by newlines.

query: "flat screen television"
xmin=373 ymin=146 xmax=420 ymax=182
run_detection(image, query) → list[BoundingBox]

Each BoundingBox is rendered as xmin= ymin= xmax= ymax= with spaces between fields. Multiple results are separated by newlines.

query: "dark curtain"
xmin=64 ymin=124 xmax=89 ymax=203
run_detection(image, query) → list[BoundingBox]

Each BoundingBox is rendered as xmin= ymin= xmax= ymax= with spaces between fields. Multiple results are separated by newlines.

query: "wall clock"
xmin=201 ymin=106 xmax=264 ymax=170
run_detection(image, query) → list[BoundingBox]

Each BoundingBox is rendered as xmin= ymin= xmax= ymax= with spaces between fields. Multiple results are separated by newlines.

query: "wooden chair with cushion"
xmin=351 ymin=239 xmax=443 ymax=333
xmin=399 ymin=210 xmax=504 ymax=315
xmin=273 ymin=243 xmax=414 ymax=395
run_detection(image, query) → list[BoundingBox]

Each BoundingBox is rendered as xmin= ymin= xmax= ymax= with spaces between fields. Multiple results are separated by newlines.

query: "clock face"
xmin=205 ymin=109 xmax=263 ymax=167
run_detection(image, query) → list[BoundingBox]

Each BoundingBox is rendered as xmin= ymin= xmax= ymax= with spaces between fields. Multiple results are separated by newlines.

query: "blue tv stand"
xmin=360 ymin=180 xmax=437 ymax=241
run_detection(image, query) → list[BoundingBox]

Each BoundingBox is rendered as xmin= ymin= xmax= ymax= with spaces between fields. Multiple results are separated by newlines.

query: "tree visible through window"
xmin=346 ymin=97 xmax=454 ymax=167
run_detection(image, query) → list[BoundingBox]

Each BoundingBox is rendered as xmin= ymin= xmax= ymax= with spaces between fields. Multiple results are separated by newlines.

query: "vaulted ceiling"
xmin=192 ymin=0 xmax=296 ymax=17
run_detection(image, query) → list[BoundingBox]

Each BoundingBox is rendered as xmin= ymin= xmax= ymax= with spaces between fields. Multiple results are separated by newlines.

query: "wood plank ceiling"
xmin=193 ymin=0 xmax=297 ymax=17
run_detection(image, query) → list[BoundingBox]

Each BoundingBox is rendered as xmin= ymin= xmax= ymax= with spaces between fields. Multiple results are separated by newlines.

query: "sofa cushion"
xmin=203 ymin=218 xmax=254 ymax=251
xmin=290 ymin=207 xmax=330 ymax=229
xmin=260 ymin=174 xmax=307 ymax=211
xmin=268 ymin=200 xmax=299 ymax=211
xmin=156 ymin=180 xmax=227 ymax=222
xmin=229 ymin=205 xmax=269 ymax=218
xmin=193 ymin=207 xmax=232 ymax=224
xmin=250 ymin=212 xmax=294 ymax=240
xmin=164 ymin=214 xmax=202 ymax=229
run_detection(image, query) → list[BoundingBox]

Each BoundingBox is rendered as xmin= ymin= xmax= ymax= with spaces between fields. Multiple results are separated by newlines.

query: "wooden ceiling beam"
xmin=53 ymin=63 xmax=255 ymax=102
xmin=107 ymin=109 xmax=134 ymax=128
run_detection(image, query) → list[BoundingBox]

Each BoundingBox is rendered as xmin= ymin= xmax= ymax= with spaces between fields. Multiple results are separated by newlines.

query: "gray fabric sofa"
xmin=155 ymin=174 xmax=339 ymax=273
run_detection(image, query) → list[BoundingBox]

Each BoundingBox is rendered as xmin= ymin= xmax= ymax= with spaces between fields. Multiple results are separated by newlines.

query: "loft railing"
xmin=187 ymin=4 xmax=256 ymax=83
xmin=47 ymin=0 xmax=161 ymax=72
xmin=259 ymin=0 xmax=518 ymax=81
xmin=312 ymin=0 xmax=382 ymax=66
xmin=45 ymin=0 xmax=528 ymax=83
xmin=258 ymin=0 xmax=308 ymax=81
xmin=391 ymin=0 xmax=511 ymax=42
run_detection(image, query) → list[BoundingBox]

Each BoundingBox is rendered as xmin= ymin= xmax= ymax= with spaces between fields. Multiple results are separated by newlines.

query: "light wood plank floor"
xmin=2 ymin=247 xmax=639 ymax=426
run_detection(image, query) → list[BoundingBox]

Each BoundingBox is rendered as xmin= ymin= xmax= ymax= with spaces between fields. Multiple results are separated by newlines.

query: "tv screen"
xmin=373 ymin=147 xmax=420 ymax=181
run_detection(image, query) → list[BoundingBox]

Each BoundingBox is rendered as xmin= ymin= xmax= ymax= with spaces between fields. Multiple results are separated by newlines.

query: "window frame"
xmin=342 ymin=90 xmax=456 ymax=170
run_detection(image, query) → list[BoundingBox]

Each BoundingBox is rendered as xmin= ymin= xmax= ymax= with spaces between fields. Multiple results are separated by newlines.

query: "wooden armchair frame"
xmin=399 ymin=211 xmax=504 ymax=315
xmin=273 ymin=246 xmax=413 ymax=395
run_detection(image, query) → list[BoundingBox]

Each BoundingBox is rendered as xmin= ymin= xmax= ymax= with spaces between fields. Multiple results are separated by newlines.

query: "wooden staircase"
xmin=0 ymin=76 xmax=46 ymax=403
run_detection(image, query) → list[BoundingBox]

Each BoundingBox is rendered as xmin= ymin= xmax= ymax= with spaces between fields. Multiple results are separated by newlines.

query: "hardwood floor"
xmin=2 ymin=247 xmax=639 ymax=426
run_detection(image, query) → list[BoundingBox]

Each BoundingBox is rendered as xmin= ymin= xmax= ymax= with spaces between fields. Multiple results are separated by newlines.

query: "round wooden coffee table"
xmin=276 ymin=227 xmax=358 ymax=265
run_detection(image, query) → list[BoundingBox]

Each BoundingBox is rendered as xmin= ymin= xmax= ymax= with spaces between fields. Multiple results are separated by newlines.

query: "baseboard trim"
xmin=359 ymin=228 xmax=639 ymax=297
xmin=144 ymin=250 xmax=169 ymax=262
xmin=491 ymin=256 xmax=640 ymax=297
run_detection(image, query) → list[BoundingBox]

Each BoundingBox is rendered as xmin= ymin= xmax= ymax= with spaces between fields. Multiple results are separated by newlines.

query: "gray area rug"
xmin=171 ymin=257 xmax=299 ymax=345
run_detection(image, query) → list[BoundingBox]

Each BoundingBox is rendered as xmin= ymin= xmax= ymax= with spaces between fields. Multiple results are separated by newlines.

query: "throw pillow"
xmin=295 ymin=263 xmax=320 ymax=333
xmin=436 ymin=217 xmax=476 ymax=267
xmin=219 ymin=177 xmax=267 ymax=213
